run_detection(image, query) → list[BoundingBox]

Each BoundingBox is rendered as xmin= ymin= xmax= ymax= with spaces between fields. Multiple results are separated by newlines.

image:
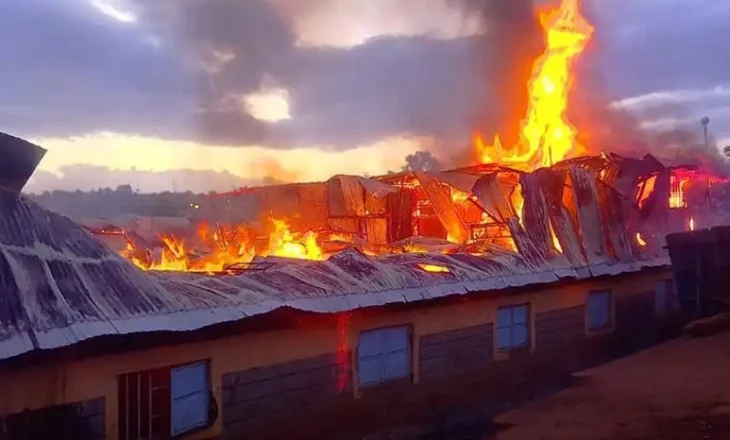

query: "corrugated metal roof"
xmin=0 ymin=185 xmax=670 ymax=362
xmin=0 ymin=153 xmax=675 ymax=363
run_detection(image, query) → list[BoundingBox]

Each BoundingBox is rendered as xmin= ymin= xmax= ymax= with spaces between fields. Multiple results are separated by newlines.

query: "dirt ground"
xmin=492 ymin=331 xmax=730 ymax=440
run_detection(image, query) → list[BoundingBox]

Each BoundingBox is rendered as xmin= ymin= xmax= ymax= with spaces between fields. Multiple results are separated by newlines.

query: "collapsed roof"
xmin=3 ymin=148 xmax=709 ymax=362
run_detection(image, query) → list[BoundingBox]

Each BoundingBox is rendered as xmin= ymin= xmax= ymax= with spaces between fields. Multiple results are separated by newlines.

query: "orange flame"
xmin=689 ymin=217 xmax=695 ymax=231
xmin=636 ymin=233 xmax=647 ymax=247
xmin=121 ymin=217 xmax=323 ymax=273
xmin=417 ymin=263 xmax=451 ymax=273
xmin=636 ymin=174 xmax=657 ymax=210
xmin=670 ymin=173 xmax=690 ymax=209
xmin=475 ymin=0 xmax=593 ymax=171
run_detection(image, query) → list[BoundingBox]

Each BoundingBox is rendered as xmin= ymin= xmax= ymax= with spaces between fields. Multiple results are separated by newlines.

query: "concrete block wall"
xmin=0 ymin=397 xmax=105 ymax=440
xmin=419 ymin=324 xmax=493 ymax=384
xmin=534 ymin=306 xmax=586 ymax=352
xmin=221 ymin=353 xmax=351 ymax=439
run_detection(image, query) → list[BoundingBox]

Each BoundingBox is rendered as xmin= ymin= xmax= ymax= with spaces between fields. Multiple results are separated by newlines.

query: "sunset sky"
xmin=3 ymin=0 xmax=730 ymax=193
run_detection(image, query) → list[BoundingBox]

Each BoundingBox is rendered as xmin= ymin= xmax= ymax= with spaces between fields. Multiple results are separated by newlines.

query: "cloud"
xmin=26 ymin=164 xmax=262 ymax=194
xmin=4 ymin=0 xmax=730 ymax=154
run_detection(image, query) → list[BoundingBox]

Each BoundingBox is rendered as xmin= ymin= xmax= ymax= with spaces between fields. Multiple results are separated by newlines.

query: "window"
xmin=118 ymin=360 xmax=210 ymax=440
xmin=357 ymin=326 xmax=411 ymax=387
xmin=496 ymin=304 xmax=530 ymax=351
xmin=586 ymin=290 xmax=612 ymax=331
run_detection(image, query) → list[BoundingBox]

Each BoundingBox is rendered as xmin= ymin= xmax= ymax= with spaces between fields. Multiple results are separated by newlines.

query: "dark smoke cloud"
xmin=3 ymin=0 xmax=730 ymax=166
xmin=451 ymin=0 xmax=543 ymax=147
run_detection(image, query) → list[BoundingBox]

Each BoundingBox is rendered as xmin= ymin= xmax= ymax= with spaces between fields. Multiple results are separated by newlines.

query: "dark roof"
xmin=0 ymin=132 xmax=46 ymax=194
xmin=0 ymin=151 xmax=678 ymax=363
xmin=0 ymin=186 xmax=669 ymax=362
xmin=0 ymin=190 xmax=169 ymax=360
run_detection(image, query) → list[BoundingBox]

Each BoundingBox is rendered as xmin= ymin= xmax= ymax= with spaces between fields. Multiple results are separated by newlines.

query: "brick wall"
xmin=0 ymin=397 xmax=105 ymax=440
xmin=221 ymin=353 xmax=351 ymax=440
xmin=615 ymin=291 xmax=662 ymax=353
xmin=419 ymin=324 xmax=493 ymax=384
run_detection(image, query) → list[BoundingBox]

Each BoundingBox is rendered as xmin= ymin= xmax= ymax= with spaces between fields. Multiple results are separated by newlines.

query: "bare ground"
xmin=492 ymin=331 xmax=730 ymax=440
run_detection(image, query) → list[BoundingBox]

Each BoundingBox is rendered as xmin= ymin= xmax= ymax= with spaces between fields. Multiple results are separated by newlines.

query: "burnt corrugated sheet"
xmin=471 ymin=173 xmax=516 ymax=222
xmin=0 ymin=188 xmax=670 ymax=362
xmin=0 ymin=191 xmax=170 ymax=360
xmin=570 ymin=166 xmax=610 ymax=265
xmin=415 ymin=172 xmax=469 ymax=244
xmin=537 ymin=169 xmax=585 ymax=265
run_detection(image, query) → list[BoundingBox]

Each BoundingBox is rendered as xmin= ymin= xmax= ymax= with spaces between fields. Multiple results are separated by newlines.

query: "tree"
xmin=401 ymin=151 xmax=442 ymax=172
xmin=724 ymin=145 xmax=730 ymax=159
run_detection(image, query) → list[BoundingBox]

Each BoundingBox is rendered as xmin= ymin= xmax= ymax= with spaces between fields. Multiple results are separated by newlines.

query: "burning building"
xmin=0 ymin=1 xmax=726 ymax=439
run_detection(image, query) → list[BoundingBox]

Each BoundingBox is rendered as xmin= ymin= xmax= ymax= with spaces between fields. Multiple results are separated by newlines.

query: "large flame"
xmin=475 ymin=0 xmax=593 ymax=171
xmin=120 ymin=217 xmax=324 ymax=273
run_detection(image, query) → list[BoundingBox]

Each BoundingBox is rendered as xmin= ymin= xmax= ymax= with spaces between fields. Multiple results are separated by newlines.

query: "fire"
xmin=475 ymin=0 xmax=593 ymax=171
xmin=118 ymin=217 xmax=323 ymax=273
xmin=549 ymin=223 xmax=563 ymax=253
xmin=636 ymin=233 xmax=647 ymax=247
xmin=669 ymin=172 xmax=691 ymax=209
xmin=417 ymin=263 xmax=451 ymax=273
xmin=689 ymin=217 xmax=695 ymax=231
xmin=267 ymin=218 xmax=323 ymax=260
xmin=636 ymin=174 xmax=657 ymax=210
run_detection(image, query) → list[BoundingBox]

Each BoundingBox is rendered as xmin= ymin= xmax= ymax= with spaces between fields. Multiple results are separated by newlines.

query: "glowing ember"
xmin=267 ymin=218 xmax=323 ymax=261
xmin=636 ymin=174 xmax=657 ymax=210
xmin=417 ymin=263 xmax=451 ymax=273
xmin=118 ymin=217 xmax=323 ymax=273
xmin=670 ymin=173 xmax=690 ymax=209
xmin=549 ymin=223 xmax=563 ymax=253
xmin=475 ymin=0 xmax=594 ymax=171
xmin=689 ymin=217 xmax=695 ymax=231
xmin=636 ymin=233 xmax=647 ymax=247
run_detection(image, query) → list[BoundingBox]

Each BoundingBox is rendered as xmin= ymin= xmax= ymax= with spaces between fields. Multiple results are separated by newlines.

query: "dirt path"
xmin=492 ymin=332 xmax=730 ymax=440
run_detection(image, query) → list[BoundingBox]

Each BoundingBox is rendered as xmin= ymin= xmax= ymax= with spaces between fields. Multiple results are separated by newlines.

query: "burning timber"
xmin=0 ymin=129 xmax=720 ymax=363
xmin=86 ymin=153 xmax=724 ymax=276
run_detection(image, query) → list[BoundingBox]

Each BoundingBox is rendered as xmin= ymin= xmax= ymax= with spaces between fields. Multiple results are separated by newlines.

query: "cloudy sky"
xmin=2 ymin=0 xmax=729 ymax=193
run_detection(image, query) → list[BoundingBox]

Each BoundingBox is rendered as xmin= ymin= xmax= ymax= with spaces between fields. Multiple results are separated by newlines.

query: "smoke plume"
xmin=454 ymin=0 xmax=543 ymax=148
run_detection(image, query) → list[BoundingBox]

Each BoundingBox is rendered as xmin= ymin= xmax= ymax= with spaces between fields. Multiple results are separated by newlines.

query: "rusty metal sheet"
xmin=415 ymin=172 xmax=469 ymax=244
xmin=259 ymin=184 xmax=299 ymax=217
xmin=597 ymin=182 xmax=635 ymax=261
xmin=327 ymin=217 xmax=359 ymax=233
xmin=336 ymin=176 xmax=366 ymax=216
xmin=471 ymin=173 xmax=515 ymax=222
xmin=520 ymin=173 xmax=552 ymax=260
xmin=364 ymin=218 xmax=388 ymax=245
xmin=351 ymin=176 xmax=397 ymax=198
xmin=430 ymin=171 xmax=481 ymax=194
xmin=537 ymin=169 xmax=585 ymax=265
xmin=364 ymin=191 xmax=387 ymax=215
xmin=298 ymin=183 xmax=328 ymax=229
xmin=569 ymin=166 xmax=610 ymax=264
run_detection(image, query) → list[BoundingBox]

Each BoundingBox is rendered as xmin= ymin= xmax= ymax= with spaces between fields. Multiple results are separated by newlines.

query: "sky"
xmin=2 ymin=0 xmax=730 ymax=193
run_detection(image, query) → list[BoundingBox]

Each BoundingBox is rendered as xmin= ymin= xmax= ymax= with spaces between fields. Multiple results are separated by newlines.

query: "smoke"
xmin=453 ymin=0 xmax=543 ymax=148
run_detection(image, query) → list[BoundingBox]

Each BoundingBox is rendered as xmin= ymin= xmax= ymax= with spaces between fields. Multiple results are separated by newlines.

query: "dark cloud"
xmin=0 ymin=0 xmax=196 ymax=140
xmin=3 ymin=0 xmax=730 ymax=153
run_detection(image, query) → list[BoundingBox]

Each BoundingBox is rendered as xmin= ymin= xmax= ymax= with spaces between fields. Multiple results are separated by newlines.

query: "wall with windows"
xmin=0 ymin=268 xmax=676 ymax=440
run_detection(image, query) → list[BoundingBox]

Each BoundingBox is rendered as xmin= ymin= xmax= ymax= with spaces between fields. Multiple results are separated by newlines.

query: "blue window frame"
xmin=496 ymin=304 xmax=530 ymax=351
xmin=357 ymin=326 xmax=411 ymax=387
xmin=587 ymin=290 xmax=612 ymax=331
xmin=171 ymin=361 xmax=210 ymax=435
